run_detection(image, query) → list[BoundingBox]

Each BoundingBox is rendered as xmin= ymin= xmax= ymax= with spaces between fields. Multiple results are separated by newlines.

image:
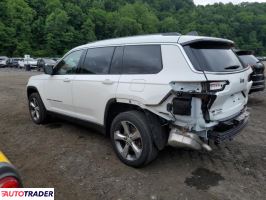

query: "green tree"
xmin=45 ymin=9 xmax=72 ymax=55
xmin=1 ymin=0 xmax=266 ymax=56
xmin=5 ymin=0 xmax=35 ymax=56
xmin=159 ymin=17 xmax=179 ymax=32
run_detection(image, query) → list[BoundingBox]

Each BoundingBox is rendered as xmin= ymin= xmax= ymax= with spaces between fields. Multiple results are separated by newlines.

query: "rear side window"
xmin=80 ymin=47 xmax=115 ymax=74
xmin=123 ymin=45 xmax=162 ymax=74
xmin=184 ymin=42 xmax=244 ymax=72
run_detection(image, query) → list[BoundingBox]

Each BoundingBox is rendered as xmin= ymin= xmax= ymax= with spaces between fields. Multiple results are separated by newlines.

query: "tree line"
xmin=0 ymin=0 xmax=265 ymax=57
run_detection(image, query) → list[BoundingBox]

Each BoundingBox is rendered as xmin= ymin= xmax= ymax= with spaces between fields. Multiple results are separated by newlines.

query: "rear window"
xmin=184 ymin=42 xmax=244 ymax=72
xmin=123 ymin=45 xmax=162 ymax=74
xmin=238 ymin=55 xmax=259 ymax=66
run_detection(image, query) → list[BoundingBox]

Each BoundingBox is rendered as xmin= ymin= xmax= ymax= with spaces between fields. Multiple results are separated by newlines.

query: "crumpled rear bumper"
xmin=208 ymin=110 xmax=249 ymax=144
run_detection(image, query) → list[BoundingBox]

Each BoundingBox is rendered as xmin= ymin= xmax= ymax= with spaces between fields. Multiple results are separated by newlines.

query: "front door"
xmin=44 ymin=50 xmax=84 ymax=117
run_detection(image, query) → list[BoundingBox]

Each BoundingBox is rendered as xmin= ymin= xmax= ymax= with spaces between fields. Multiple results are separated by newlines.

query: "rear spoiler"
xmin=178 ymin=36 xmax=234 ymax=46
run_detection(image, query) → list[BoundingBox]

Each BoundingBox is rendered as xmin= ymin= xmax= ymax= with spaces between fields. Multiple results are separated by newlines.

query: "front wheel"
xmin=110 ymin=111 xmax=158 ymax=167
xmin=28 ymin=93 xmax=47 ymax=124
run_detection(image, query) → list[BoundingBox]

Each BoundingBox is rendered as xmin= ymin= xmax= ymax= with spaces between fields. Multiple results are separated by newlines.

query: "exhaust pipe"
xmin=168 ymin=128 xmax=212 ymax=151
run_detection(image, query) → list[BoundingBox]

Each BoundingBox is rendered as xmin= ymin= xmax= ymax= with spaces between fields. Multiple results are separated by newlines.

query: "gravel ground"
xmin=0 ymin=68 xmax=265 ymax=200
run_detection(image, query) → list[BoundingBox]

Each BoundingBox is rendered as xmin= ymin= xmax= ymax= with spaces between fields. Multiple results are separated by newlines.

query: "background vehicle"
xmin=0 ymin=56 xmax=8 ymax=68
xmin=236 ymin=50 xmax=265 ymax=93
xmin=51 ymin=58 xmax=60 ymax=62
xmin=0 ymin=151 xmax=22 ymax=188
xmin=27 ymin=34 xmax=252 ymax=167
xmin=257 ymin=56 xmax=266 ymax=62
xmin=6 ymin=58 xmax=23 ymax=68
xmin=37 ymin=58 xmax=56 ymax=71
xmin=19 ymin=57 xmax=38 ymax=69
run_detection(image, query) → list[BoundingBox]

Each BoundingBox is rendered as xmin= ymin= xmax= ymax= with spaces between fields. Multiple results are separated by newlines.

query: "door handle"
xmin=102 ymin=79 xmax=114 ymax=85
xmin=63 ymin=78 xmax=71 ymax=83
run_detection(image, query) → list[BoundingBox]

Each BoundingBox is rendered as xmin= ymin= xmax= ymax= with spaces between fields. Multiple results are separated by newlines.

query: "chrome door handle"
xmin=102 ymin=79 xmax=114 ymax=85
xmin=63 ymin=78 xmax=71 ymax=82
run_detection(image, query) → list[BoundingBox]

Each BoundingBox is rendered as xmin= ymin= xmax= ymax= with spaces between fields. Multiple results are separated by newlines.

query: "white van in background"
xmin=0 ymin=56 xmax=8 ymax=68
xmin=18 ymin=55 xmax=38 ymax=69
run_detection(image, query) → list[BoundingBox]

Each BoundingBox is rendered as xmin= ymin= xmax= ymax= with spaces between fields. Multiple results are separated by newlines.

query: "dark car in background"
xmin=37 ymin=58 xmax=56 ymax=71
xmin=236 ymin=50 xmax=265 ymax=93
xmin=6 ymin=58 xmax=23 ymax=68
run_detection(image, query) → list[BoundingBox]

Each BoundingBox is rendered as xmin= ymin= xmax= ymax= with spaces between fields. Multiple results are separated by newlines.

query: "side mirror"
xmin=44 ymin=65 xmax=54 ymax=75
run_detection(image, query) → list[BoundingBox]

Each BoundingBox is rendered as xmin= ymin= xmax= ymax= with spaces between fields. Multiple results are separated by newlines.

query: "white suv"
xmin=27 ymin=34 xmax=252 ymax=167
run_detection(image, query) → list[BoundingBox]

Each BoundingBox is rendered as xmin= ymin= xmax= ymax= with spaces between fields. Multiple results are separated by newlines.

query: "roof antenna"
xmin=186 ymin=31 xmax=199 ymax=36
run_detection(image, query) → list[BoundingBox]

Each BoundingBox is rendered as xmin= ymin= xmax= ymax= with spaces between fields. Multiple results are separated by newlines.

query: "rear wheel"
xmin=110 ymin=111 xmax=158 ymax=167
xmin=28 ymin=93 xmax=47 ymax=124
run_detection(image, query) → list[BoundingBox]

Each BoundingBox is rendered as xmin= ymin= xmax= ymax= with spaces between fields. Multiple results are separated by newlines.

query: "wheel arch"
xmin=104 ymin=98 xmax=143 ymax=136
xmin=27 ymin=86 xmax=39 ymax=99
xmin=104 ymin=98 xmax=168 ymax=150
xmin=27 ymin=86 xmax=48 ymax=110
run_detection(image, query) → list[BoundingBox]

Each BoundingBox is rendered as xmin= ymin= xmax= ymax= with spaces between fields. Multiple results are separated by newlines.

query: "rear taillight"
xmin=202 ymin=81 xmax=229 ymax=92
xmin=0 ymin=177 xmax=20 ymax=188
xmin=209 ymin=81 xmax=228 ymax=91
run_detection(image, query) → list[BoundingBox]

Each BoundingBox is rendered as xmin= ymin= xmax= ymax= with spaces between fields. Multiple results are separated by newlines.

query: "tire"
xmin=28 ymin=93 xmax=47 ymax=124
xmin=110 ymin=111 xmax=158 ymax=167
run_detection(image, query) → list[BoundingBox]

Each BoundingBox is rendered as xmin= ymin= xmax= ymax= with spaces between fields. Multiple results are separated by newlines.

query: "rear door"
xmin=72 ymin=46 xmax=121 ymax=125
xmin=184 ymin=41 xmax=252 ymax=121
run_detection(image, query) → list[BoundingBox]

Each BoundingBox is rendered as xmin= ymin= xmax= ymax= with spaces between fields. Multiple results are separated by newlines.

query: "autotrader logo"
xmin=0 ymin=188 xmax=54 ymax=200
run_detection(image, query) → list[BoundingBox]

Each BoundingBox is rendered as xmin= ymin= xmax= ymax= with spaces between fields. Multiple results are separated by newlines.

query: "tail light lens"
xmin=209 ymin=81 xmax=228 ymax=91
xmin=202 ymin=81 xmax=229 ymax=92
xmin=0 ymin=177 xmax=20 ymax=188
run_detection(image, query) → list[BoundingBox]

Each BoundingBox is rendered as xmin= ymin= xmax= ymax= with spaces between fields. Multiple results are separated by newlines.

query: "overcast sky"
xmin=194 ymin=0 xmax=266 ymax=5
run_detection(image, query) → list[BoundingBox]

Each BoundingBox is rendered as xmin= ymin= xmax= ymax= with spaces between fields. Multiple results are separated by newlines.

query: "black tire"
xmin=110 ymin=111 xmax=158 ymax=167
xmin=28 ymin=93 xmax=47 ymax=124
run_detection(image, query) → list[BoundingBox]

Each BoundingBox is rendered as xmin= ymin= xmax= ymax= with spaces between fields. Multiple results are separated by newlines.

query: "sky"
xmin=194 ymin=0 xmax=266 ymax=5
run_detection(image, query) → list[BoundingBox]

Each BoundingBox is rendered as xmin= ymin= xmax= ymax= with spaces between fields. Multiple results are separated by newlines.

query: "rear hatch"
xmin=183 ymin=40 xmax=252 ymax=121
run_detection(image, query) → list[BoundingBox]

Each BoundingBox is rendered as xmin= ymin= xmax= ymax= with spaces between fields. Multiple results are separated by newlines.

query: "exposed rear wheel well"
xmin=104 ymin=101 xmax=169 ymax=150
xmin=105 ymin=102 xmax=143 ymax=137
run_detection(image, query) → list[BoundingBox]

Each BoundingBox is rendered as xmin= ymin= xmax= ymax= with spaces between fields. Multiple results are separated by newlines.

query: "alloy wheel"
xmin=114 ymin=121 xmax=143 ymax=161
xmin=29 ymin=98 xmax=40 ymax=121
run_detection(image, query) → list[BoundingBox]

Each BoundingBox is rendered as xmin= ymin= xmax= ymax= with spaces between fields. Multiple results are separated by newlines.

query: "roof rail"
xmin=186 ymin=31 xmax=199 ymax=36
xmin=87 ymin=32 xmax=182 ymax=44
xmin=161 ymin=32 xmax=181 ymax=36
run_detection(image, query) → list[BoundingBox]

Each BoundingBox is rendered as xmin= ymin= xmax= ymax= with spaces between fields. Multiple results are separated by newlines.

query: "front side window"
xmin=123 ymin=45 xmax=162 ymax=74
xmin=55 ymin=50 xmax=83 ymax=75
xmin=80 ymin=47 xmax=115 ymax=74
